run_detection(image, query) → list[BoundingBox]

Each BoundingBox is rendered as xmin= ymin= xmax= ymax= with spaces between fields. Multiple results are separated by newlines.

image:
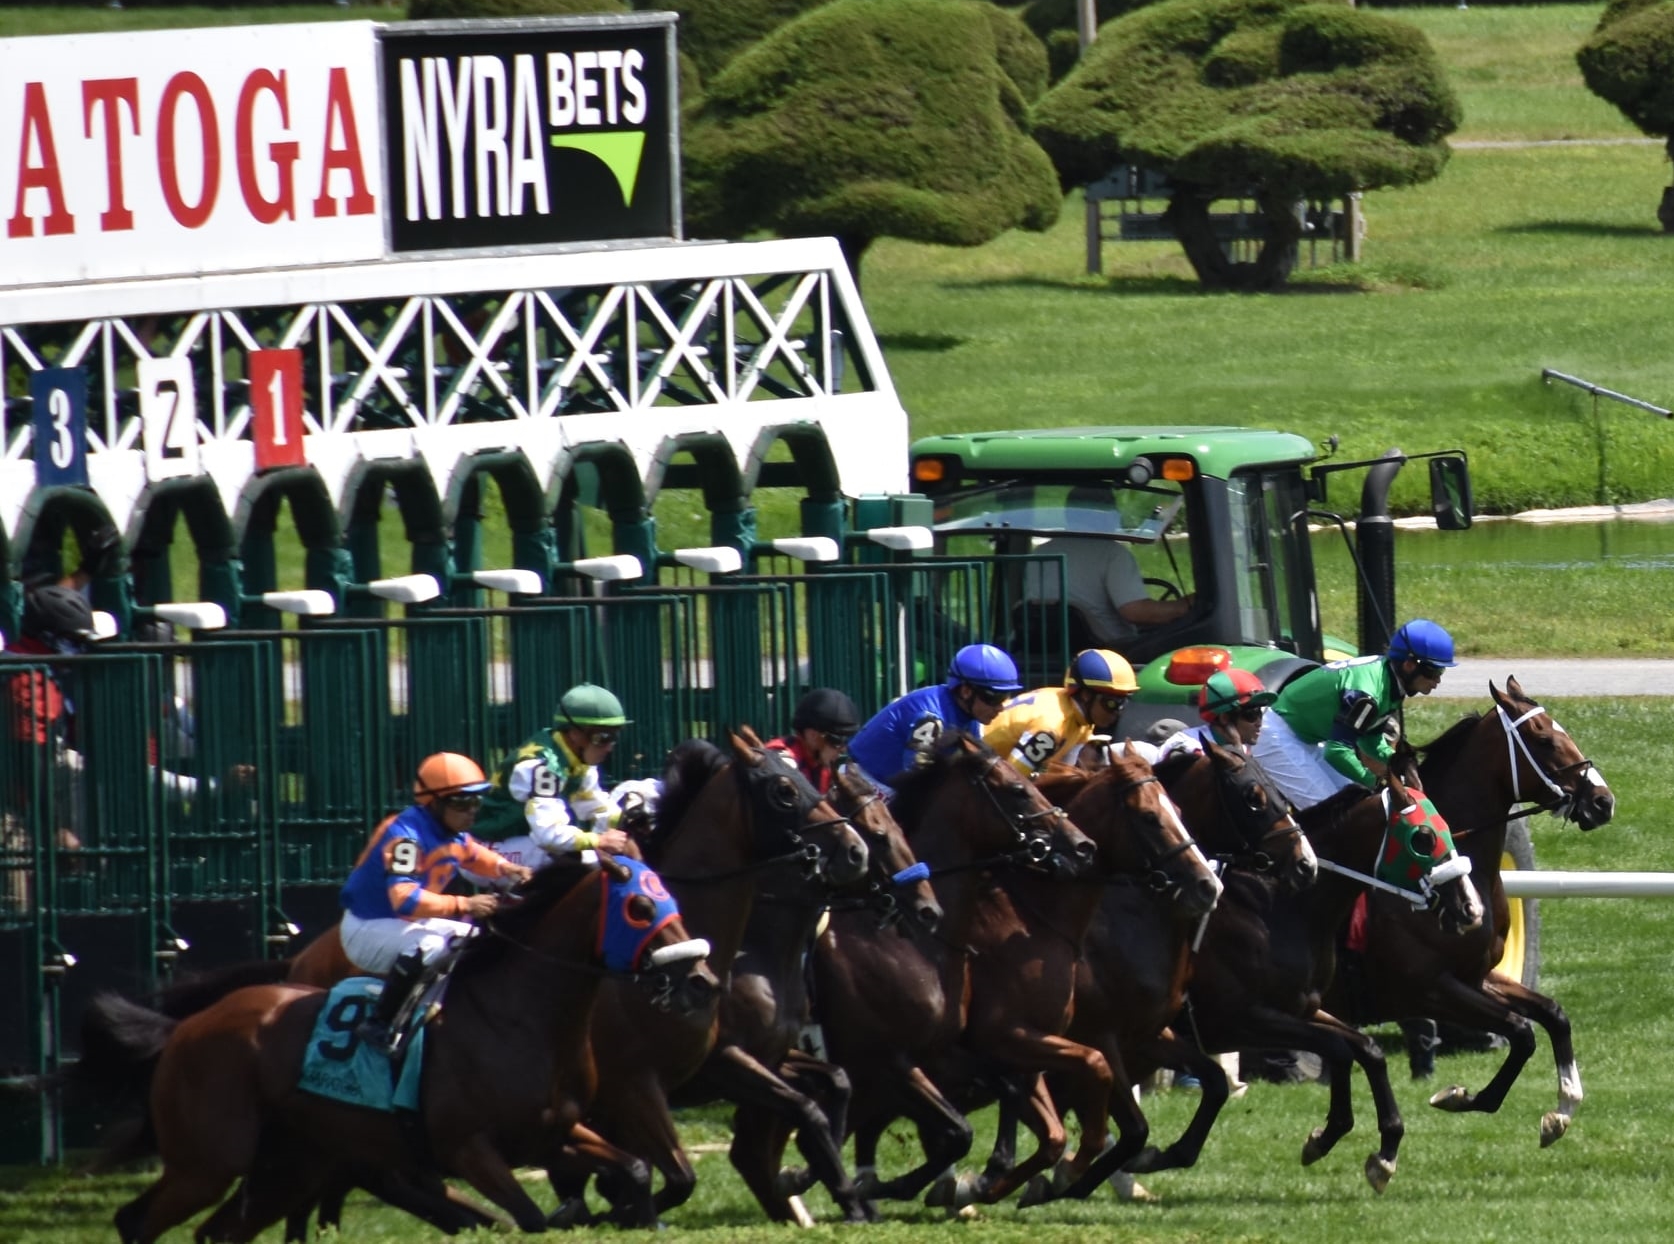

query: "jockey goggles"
xmin=969 ymin=687 xmax=1010 ymax=707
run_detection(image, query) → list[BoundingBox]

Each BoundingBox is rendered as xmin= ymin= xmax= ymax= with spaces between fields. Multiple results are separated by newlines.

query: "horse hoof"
xmin=1364 ymin=1154 xmax=1396 ymax=1193
xmin=853 ymin=1170 xmax=880 ymax=1202
xmin=954 ymin=1172 xmax=983 ymax=1209
xmin=924 ymin=1172 xmax=957 ymax=1209
xmin=1107 ymin=1170 xmax=1158 ymax=1203
xmin=1301 ymin=1128 xmax=1331 ymax=1166
xmin=546 ymin=1199 xmax=593 ymax=1231
xmin=1540 ymin=1111 xmax=1571 ymax=1148
xmin=951 ymin=1204 xmax=982 ymax=1222
xmin=1018 ymin=1174 xmax=1052 ymax=1209
xmin=1125 ymin=1145 xmax=1165 ymax=1175
xmin=775 ymin=1166 xmax=812 ymax=1198
xmin=1428 ymin=1085 xmax=1475 ymax=1112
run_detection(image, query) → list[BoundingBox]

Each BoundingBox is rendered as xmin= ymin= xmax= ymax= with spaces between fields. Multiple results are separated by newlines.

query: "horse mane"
xmin=649 ymin=738 xmax=729 ymax=855
xmin=888 ymin=732 xmax=1001 ymax=832
xmin=1414 ymin=711 xmax=1485 ymax=787
xmin=145 ymin=957 xmax=292 ymax=1020
xmin=454 ymin=857 xmax=598 ymax=980
xmin=1152 ymin=749 xmax=1200 ymax=786
xmin=1296 ymin=782 xmax=1375 ymax=832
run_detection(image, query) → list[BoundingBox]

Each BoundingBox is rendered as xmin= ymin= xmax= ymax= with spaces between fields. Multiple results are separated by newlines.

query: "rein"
xmin=480 ymin=921 xmax=710 ymax=1009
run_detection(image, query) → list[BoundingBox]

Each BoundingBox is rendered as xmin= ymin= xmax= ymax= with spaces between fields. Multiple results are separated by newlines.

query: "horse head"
xmin=1066 ymin=743 xmax=1223 ymax=918
xmin=828 ymin=764 xmax=942 ymax=933
xmin=729 ymin=728 xmax=869 ymax=888
xmin=1198 ymin=741 xmax=1317 ymax=893
xmin=1490 ymin=678 xmax=1615 ymax=830
xmin=593 ymin=853 xmax=720 ymax=1015
xmin=1383 ymin=774 xmax=1484 ymax=936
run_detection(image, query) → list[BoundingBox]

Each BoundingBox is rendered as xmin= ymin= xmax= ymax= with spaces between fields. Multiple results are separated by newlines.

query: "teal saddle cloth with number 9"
xmin=296 ymin=976 xmax=425 ymax=1112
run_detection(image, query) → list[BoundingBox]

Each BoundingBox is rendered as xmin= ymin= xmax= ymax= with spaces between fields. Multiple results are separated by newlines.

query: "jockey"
xmin=339 ymin=752 xmax=533 ymax=1053
xmin=984 ymin=648 xmax=1138 ymax=777
xmin=1250 ymin=619 xmax=1456 ymax=810
xmin=1158 ymin=668 xmax=1278 ymax=760
xmin=473 ymin=683 xmax=636 ymax=870
xmin=767 ymin=687 xmax=861 ymax=795
xmin=847 ymin=643 xmax=1023 ymax=789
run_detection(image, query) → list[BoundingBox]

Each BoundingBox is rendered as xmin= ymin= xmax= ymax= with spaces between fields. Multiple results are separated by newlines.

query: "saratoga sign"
xmin=0 ymin=23 xmax=384 ymax=287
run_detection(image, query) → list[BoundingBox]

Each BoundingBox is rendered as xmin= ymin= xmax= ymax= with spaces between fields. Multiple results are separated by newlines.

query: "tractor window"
xmin=1227 ymin=469 xmax=1315 ymax=654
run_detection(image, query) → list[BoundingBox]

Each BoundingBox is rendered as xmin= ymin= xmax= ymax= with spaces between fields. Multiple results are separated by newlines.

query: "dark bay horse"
xmin=674 ymin=764 xmax=941 ymax=1224
xmin=552 ymin=729 xmax=870 ymax=1224
xmin=1165 ymin=773 xmax=1484 ymax=1192
xmin=1333 ymin=678 xmax=1615 ymax=1147
xmin=927 ymin=745 xmax=1224 ymax=1208
xmin=811 ymin=732 xmax=1096 ymax=1209
xmin=996 ymin=739 xmax=1313 ymax=1203
xmin=98 ymin=856 xmax=716 ymax=1243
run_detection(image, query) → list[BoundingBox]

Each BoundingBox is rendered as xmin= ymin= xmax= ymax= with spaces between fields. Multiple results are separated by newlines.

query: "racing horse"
xmin=95 ymin=856 xmax=717 ymax=1243
xmin=550 ymin=729 xmax=872 ymax=1224
xmin=1333 ymin=677 xmax=1614 ymax=1147
xmin=811 ymin=732 xmax=1096 ymax=1209
xmin=672 ymin=763 xmax=942 ymax=1224
xmin=921 ymin=744 xmax=1224 ymax=1209
xmin=989 ymin=739 xmax=1314 ymax=1204
xmin=1144 ymin=772 xmax=1484 ymax=1192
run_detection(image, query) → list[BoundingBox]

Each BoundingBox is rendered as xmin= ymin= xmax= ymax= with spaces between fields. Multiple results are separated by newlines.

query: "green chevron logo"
xmin=550 ymin=131 xmax=648 ymax=206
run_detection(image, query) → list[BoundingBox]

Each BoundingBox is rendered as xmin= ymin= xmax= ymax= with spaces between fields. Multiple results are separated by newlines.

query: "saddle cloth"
xmin=297 ymin=976 xmax=426 ymax=1112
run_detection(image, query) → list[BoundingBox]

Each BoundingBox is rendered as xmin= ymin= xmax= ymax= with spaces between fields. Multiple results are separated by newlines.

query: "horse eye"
xmin=627 ymin=894 xmax=657 ymax=921
xmin=769 ymin=777 xmax=800 ymax=811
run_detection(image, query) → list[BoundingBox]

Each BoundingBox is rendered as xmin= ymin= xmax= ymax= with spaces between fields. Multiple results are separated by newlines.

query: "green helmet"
xmin=556 ymin=683 xmax=631 ymax=728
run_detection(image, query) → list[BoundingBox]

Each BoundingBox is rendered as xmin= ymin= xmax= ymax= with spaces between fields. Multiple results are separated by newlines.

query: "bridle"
xmin=1497 ymin=702 xmax=1602 ymax=824
xmin=1208 ymin=753 xmax=1306 ymax=874
xmin=1091 ymin=770 xmax=1212 ymax=897
xmin=819 ymin=781 xmax=932 ymax=927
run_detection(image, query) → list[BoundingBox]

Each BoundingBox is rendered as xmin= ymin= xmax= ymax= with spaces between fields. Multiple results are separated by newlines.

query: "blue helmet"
xmin=946 ymin=643 xmax=1023 ymax=692
xmin=1387 ymin=619 xmax=1457 ymax=668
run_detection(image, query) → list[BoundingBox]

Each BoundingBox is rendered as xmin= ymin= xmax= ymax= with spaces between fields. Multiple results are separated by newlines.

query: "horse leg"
xmin=1307 ymin=1009 xmax=1406 ymax=1193
xmin=973 ymin=1071 xmax=1065 ymax=1205
xmin=775 ymin=1051 xmax=854 ymax=1196
xmin=702 ymin=1044 xmax=867 ymax=1223
xmin=1421 ymin=973 xmax=1544 ymax=1125
xmin=117 ymin=1169 xmax=235 ymax=1244
xmin=1124 ymin=1034 xmax=1227 ymax=1175
xmin=590 ymin=1083 xmax=698 ymax=1218
xmin=854 ymin=1066 xmax=974 ymax=1204
xmin=440 ymin=1133 xmax=548 ymax=1233
xmin=546 ymin=1122 xmax=655 ymax=1229
xmin=1051 ymin=1033 xmax=1174 ymax=1202
xmin=1486 ymin=973 xmax=1581 ymax=1145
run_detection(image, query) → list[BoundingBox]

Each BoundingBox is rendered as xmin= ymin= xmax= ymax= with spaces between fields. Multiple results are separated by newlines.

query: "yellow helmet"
xmin=1065 ymin=649 xmax=1138 ymax=695
xmin=413 ymin=752 xmax=492 ymax=806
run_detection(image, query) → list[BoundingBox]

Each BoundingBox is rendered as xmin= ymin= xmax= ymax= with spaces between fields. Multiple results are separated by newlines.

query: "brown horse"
xmin=550 ymin=729 xmax=870 ymax=1224
xmin=97 ymin=856 xmax=716 ymax=1242
xmin=923 ymin=745 xmax=1224 ymax=1209
xmin=811 ymin=731 xmax=1096 ymax=1208
xmin=1155 ymin=773 xmax=1484 ymax=1192
xmin=994 ymin=739 xmax=1314 ymax=1203
xmin=1334 ymin=678 xmax=1614 ymax=1147
xmin=672 ymin=763 xmax=941 ymax=1224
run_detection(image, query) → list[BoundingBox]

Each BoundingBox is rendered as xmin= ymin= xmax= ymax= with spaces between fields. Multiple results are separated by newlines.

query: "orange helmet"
xmin=413 ymin=752 xmax=492 ymax=806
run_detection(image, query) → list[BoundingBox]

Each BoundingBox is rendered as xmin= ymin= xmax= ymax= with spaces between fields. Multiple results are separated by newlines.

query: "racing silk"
xmin=5 ymin=635 xmax=70 ymax=746
xmin=849 ymin=684 xmax=986 ymax=784
xmin=474 ymin=728 xmax=619 ymax=854
xmin=983 ymin=688 xmax=1094 ymax=776
xmin=340 ymin=804 xmax=522 ymax=921
xmin=1272 ymin=656 xmax=1403 ymax=787
xmin=765 ymin=735 xmax=835 ymax=794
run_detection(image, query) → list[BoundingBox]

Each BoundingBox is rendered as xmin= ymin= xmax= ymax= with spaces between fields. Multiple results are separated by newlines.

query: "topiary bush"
xmin=1577 ymin=0 xmax=1674 ymax=228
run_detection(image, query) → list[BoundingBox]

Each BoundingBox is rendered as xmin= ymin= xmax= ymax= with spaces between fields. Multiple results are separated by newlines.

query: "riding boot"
xmin=357 ymin=950 xmax=425 ymax=1056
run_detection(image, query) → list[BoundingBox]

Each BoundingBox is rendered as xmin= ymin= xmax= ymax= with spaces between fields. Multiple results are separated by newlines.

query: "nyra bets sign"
xmin=0 ymin=23 xmax=383 ymax=287
xmin=381 ymin=17 xmax=677 ymax=252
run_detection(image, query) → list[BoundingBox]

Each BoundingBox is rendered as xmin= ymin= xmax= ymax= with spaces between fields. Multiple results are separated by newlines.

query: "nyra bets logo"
xmin=382 ymin=23 xmax=675 ymax=252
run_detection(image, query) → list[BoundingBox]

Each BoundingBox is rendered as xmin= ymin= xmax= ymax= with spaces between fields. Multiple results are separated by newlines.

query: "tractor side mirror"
xmin=1429 ymin=457 xmax=1473 ymax=531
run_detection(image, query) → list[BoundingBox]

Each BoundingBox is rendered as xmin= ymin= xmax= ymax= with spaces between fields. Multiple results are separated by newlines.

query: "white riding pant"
xmin=339 ymin=911 xmax=474 ymax=976
xmin=1248 ymin=711 xmax=1358 ymax=810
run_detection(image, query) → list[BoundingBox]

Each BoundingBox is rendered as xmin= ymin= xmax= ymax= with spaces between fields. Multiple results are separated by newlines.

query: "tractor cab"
xmin=909 ymin=426 xmax=1471 ymax=735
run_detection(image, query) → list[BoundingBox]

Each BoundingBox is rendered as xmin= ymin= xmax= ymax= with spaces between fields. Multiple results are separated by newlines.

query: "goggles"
xmin=1234 ymin=705 xmax=1265 ymax=723
xmin=440 ymin=793 xmax=483 ymax=811
xmin=1415 ymin=661 xmax=1446 ymax=679
xmin=585 ymin=730 xmax=621 ymax=747
xmin=970 ymin=687 xmax=1010 ymax=707
xmin=1094 ymin=694 xmax=1130 ymax=714
xmin=821 ymin=731 xmax=855 ymax=749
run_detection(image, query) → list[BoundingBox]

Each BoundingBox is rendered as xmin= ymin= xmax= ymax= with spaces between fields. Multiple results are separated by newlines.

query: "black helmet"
xmin=22 ymin=585 xmax=99 ymax=645
xmin=791 ymin=688 xmax=861 ymax=736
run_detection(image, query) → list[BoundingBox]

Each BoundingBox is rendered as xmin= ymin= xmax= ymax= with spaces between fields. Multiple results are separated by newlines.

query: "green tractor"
xmin=905 ymin=423 xmax=1542 ymax=989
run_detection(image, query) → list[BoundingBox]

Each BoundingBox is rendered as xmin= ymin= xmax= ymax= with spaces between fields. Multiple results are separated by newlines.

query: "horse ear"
xmin=597 ymin=851 xmax=631 ymax=882
xmin=738 ymin=724 xmax=764 ymax=749
xmin=1504 ymin=675 xmax=1524 ymax=701
xmin=730 ymin=732 xmax=761 ymax=764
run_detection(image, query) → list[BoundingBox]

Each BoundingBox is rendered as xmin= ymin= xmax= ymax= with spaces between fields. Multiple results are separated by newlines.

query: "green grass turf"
xmin=2 ymin=695 xmax=1667 ymax=1241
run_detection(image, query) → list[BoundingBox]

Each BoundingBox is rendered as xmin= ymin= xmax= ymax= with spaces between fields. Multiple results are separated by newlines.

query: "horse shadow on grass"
xmin=948 ymin=272 xmax=1381 ymax=297
xmin=1497 ymin=220 xmax=1663 ymax=238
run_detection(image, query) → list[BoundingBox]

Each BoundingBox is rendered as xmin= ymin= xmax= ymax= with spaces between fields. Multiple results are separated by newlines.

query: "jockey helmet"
xmin=22 ymin=584 xmax=100 ymax=646
xmin=1387 ymin=619 xmax=1457 ymax=668
xmin=946 ymin=643 xmax=1023 ymax=693
xmin=1198 ymin=668 xmax=1277 ymax=721
xmin=556 ymin=683 xmax=631 ymax=728
xmin=791 ymin=687 xmax=861 ymax=735
xmin=414 ymin=752 xmax=492 ymax=806
xmin=1065 ymin=648 xmax=1138 ymax=696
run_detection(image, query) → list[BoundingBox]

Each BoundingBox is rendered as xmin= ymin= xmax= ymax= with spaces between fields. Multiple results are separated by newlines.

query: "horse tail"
xmin=73 ymin=991 xmax=180 ymax=1104
xmin=148 ymin=956 xmax=292 ymax=1019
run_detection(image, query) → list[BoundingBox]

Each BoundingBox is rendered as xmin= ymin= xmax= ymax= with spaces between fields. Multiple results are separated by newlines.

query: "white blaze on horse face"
xmin=1161 ymin=791 xmax=1223 ymax=902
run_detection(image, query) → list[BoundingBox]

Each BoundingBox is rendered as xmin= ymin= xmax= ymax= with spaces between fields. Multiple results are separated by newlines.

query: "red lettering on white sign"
xmin=311 ymin=67 xmax=374 ymax=219
xmin=7 ymin=81 xmax=76 ymax=239
xmin=157 ymin=72 xmax=220 ymax=229
xmin=82 ymin=78 xmax=140 ymax=233
xmin=236 ymin=70 xmax=299 ymax=225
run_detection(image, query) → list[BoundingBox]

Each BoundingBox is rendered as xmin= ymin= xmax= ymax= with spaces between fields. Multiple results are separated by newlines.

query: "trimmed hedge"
xmin=1578 ymin=0 xmax=1674 ymax=140
xmin=1031 ymin=0 xmax=1459 ymax=200
xmin=684 ymin=0 xmax=1059 ymax=267
xmin=644 ymin=0 xmax=828 ymax=80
